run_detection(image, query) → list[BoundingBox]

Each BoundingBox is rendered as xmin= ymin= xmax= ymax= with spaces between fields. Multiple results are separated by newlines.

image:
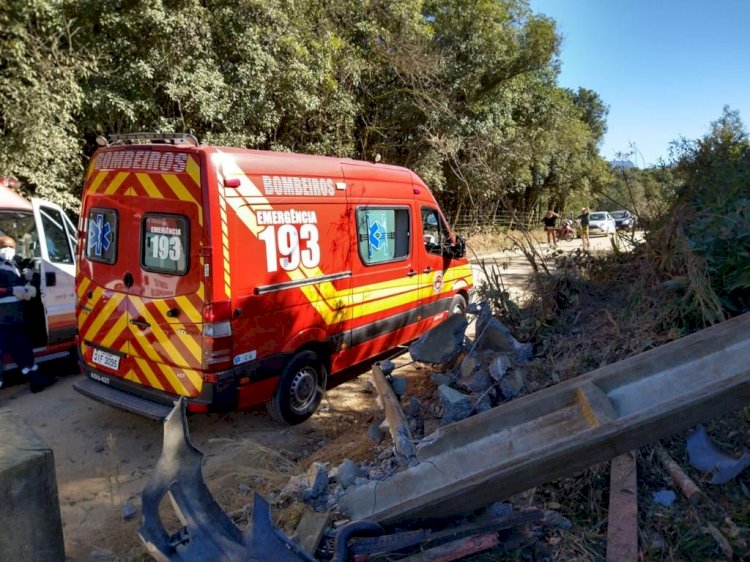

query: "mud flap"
xmin=139 ymin=398 xmax=317 ymax=562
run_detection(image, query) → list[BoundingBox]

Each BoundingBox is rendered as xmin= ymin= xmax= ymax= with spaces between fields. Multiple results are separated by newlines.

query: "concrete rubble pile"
xmin=276 ymin=301 xmax=537 ymax=519
xmin=274 ymin=308 xmax=750 ymax=528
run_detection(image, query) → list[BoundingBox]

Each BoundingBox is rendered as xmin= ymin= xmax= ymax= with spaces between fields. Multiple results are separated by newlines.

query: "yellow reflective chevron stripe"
xmin=103 ymin=172 xmax=129 ymax=196
xmin=84 ymin=291 xmax=125 ymax=343
xmin=162 ymin=174 xmax=203 ymax=226
xmin=134 ymin=173 xmax=164 ymax=198
xmin=153 ymin=300 xmax=201 ymax=364
xmin=100 ymin=313 xmax=129 ymax=349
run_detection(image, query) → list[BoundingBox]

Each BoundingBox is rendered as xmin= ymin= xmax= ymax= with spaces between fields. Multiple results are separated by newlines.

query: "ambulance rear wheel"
xmin=450 ymin=294 xmax=468 ymax=316
xmin=267 ymin=350 xmax=327 ymax=425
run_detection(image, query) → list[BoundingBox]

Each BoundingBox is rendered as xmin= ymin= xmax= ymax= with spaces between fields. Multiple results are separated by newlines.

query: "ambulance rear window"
xmin=142 ymin=214 xmax=189 ymax=275
xmin=356 ymin=207 xmax=410 ymax=265
xmin=86 ymin=208 xmax=118 ymax=264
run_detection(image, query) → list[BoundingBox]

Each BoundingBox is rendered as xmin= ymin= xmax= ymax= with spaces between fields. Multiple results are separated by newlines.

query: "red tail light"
xmin=202 ymin=300 xmax=233 ymax=371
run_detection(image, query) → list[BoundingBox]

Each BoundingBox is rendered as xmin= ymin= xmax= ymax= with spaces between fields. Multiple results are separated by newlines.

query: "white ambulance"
xmin=0 ymin=177 xmax=78 ymax=387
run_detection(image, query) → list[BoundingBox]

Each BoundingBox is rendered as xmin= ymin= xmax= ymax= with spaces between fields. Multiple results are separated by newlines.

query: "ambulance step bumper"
xmin=73 ymin=377 xmax=174 ymax=421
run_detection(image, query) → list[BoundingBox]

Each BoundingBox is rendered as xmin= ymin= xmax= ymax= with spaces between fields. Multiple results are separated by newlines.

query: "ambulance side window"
xmin=142 ymin=214 xmax=189 ymax=275
xmin=421 ymin=207 xmax=452 ymax=255
xmin=86 ymin=208 xmax=118 ymax=264
xmin=356 ymin=207 xmax=410 ymax=265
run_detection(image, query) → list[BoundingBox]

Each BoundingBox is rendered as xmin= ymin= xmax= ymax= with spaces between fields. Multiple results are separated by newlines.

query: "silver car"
xmin=588 ymin=211 xmax=616 ymax=236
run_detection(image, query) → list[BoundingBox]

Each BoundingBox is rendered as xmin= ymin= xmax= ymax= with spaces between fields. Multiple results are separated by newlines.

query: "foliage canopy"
xmin=1 ymin=0 xmax=609 ymax=217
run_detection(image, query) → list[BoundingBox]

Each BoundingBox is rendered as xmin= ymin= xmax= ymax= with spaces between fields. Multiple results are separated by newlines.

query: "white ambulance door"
xmin=31 ymin=199 xmax=77 ymax=345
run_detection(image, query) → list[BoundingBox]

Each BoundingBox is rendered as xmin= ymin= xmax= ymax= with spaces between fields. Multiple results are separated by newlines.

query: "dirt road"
xmin=0 ymin=369 xmax=382 ymax=560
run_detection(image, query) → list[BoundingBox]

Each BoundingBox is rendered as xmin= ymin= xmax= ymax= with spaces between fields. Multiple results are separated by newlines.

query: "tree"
xmin=672 ymin=106 xmax=750 ymax=312
xmin=0 ymin=0 xmax=92 ymax=210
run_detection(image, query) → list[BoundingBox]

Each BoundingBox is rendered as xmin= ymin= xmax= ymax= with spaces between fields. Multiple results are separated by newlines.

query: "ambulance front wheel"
xmin=450 ymin=293 xmax=468 ymax=316
xmin=267 ymin=350 xmax=327 ymax=425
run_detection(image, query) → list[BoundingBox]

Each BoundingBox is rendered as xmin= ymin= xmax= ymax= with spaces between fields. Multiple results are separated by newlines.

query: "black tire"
xmin=450 ymin=293 xmax=468 ymax=316
xmin=267 ymin=350 xmax=327 ymax=425
xmin=0 ymin=373 xmax=4 ymax=390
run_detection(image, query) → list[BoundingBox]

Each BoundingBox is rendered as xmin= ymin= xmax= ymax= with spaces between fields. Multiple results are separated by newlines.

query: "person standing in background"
xmin=0 ymin=236 xmax=55 ymax=393
xmin=578 ymin=207 xmax=591 ymax=250
xmin=542 ymin=210 xmax=560 ymax=248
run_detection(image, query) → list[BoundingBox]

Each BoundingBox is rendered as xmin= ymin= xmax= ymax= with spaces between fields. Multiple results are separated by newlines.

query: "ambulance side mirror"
xmin=446 ymin=235 xmax=466 ymax=259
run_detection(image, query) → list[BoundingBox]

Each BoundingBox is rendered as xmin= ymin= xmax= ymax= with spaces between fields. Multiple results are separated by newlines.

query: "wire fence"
xmin=446 ymin=210 xmax=540 ymax=235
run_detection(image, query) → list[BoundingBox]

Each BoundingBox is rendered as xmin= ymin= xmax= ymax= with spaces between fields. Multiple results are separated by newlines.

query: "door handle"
xmin=130 ymin=318 xmax=151 ymax=328
xmin=407 ymin=270 xmax=417 ymax=277
xmin=45 ymin=271 xmax=56 ymax=287
xmin=423 ymin=267 xmax=433 ymax=274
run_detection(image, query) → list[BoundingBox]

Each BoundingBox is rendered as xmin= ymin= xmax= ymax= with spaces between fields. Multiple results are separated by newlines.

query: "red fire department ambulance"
xmin=73 ymin=133 xmax=473 ymax=424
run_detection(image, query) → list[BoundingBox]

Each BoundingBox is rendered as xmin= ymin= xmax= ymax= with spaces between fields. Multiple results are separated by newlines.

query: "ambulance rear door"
xmin=31 ymin=199 xmax=77 ymax=345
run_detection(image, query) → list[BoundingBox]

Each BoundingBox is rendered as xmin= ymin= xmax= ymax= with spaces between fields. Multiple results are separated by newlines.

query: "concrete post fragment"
xmin=340 ymin=311 xmax=750 ymax=524
xmin=409 ymin=313 xmax=468 ymax=365
xmin=0 ymin=408 xmax=65 ymax=562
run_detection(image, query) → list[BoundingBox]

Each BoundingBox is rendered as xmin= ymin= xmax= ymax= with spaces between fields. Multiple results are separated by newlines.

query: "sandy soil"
xmin=0 ymin=368 xmax=388 ymax=561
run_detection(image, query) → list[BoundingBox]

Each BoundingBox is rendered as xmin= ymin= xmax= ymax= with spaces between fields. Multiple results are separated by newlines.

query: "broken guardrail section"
xmin=139 ymin=398 xmax=317 ymax=562
xmin=340 ymin=311 xmax=750 ymax=524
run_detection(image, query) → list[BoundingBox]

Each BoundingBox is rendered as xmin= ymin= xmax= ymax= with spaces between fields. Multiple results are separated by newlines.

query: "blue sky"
xmin=529 ymin=0 xmax=750 ymax=167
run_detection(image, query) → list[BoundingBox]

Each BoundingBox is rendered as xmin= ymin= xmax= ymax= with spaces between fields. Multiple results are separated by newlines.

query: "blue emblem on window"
xmin=89 ymin=213 xmax=112 ymax=257
xmin=368 ymin=220 xmax=385 ymax=250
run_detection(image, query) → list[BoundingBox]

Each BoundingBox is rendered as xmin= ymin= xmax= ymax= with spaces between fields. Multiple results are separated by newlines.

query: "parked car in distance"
xmin=610 ymin=210 xmax=635 ymax=230
xmin=588 ymin=211 xmax=616 ymax=236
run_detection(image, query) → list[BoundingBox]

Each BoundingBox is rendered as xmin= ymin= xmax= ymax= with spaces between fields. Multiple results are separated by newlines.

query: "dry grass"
xmin=464 ymin=227 xmax=547 ymax=258
xmin=471 ymin=224 xmax=750 ymax=561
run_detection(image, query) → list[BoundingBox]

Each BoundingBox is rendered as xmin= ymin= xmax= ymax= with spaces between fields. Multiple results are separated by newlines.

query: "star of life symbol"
xmin=369 ymin=220 xmax=386 ymax=250
xmin=89 ymin=213 xmax=112 ymax=257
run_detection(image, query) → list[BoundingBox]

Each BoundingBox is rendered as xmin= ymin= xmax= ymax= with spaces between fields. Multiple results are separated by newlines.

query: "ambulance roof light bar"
xmin=107 ymin=132 xmax=200 ymax=147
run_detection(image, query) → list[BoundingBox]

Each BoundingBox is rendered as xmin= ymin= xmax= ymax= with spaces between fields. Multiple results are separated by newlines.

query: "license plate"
xmin=92 ymin=348 xmax=120 ymax=371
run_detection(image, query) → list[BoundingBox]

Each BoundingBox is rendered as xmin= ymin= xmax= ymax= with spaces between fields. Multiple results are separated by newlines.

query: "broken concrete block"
xmin=281 ymin=474 xmax=309 ymax=501
xmin=337 ymin=459 xmax=363 ymax=490
xmin=409 ymin=313 xmax=468 ymax=365
xmin=476 ymin=305 xmax=532 ymax=363
xmin=489 ymin=355 xmax=512 ymax=382
xmin=500 ymin=370 xmax=524 ymax=399
xmin=121 ymin=500 xmax=137 ymax=521
xmin=474 ymin=393 xmax=493 ymax=414
xmin=390 ymin=375 xmax=407 ymax=398
xmin=438 ymin=385 xmax=473 ymax=425
xmin=381 ymin=359 xmax=396 ymax=376
xmin=465 ymin=371 xmax=493 ymax=394
xmin=367 ymin=421 xmax=384 ymax=443
xmin=430 ymin=372 xmax=452 ymax=387
xmin=406 ymin=397 xmax=421 ymax=418
xmin=303 ymin=463 xmax=329 ymax=501
xmin=459 ymin=354 xmax=480 ymax=380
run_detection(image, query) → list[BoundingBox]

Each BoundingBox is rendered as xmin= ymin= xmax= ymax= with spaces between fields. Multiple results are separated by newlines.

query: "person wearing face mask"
xmin=0 ymin=235 xmax=56 ymax=392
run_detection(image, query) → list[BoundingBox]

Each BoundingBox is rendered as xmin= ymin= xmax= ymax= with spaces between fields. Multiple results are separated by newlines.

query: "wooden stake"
xmin=606 ymin=452 xmax=638 ymax=562
xmin=655 ymin=445 xmax=703 ymax=504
